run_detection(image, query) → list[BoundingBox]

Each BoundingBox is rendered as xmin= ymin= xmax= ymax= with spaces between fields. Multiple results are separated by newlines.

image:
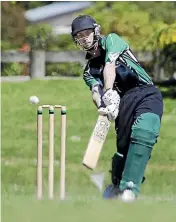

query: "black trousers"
xmin=115 ymin=85 xmax=163 ymax=157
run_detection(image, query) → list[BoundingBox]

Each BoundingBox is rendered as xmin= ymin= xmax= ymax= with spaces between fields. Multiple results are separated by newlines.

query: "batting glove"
xmin=102 ymin=89 xmax=120 ymax=107
xmin=98 ymin=104 xmax=119 ymax=121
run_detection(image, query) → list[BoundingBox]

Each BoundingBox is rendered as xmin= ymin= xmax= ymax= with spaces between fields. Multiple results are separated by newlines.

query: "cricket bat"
xmin=82 ymin=115 xmax=111 ymax=170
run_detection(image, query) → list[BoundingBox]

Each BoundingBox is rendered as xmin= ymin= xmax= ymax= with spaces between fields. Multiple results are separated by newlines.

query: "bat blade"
xmin=82 ymin=115 xmax=111 ymax=170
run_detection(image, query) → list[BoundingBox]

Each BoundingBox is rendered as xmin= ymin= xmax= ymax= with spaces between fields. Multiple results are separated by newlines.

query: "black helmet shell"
xmin=71 ymin=15 xmax=97 ymax=37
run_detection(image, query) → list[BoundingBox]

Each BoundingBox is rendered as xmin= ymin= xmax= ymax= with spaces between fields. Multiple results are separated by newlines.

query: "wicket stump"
xmin=37 ymin=105 xmax=66 ymax=200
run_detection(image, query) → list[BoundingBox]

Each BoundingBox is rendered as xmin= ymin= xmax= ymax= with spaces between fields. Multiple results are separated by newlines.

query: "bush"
xmin=25 ymin=25 xmax=76 ymax=51
xmin=1 ymin=62 xmax=82 ymax=77
xmin=1 ymin=63 xmax=24 ymax=76
xmin=46 ymin=63 xmax=82 ymax=77
xmin=47 ymin=34 xmax=76 ymax=51
xmin=25 ymin=24 xmax=56 ymax=50
xmin=1 ymin=41 xmax=12 ymax=50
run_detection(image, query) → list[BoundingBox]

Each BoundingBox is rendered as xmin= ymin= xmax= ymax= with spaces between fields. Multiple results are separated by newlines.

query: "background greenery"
xmin=2 ymin=79 xmax=176 ymax=222
xmin=1 ymin=1 xmax=176 ymax=77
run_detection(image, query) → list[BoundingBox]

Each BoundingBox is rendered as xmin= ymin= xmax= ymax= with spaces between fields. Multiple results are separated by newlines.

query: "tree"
xmin=136 ymin=2 xmax=176 ymax=24
xmin=83 ymin=2 xmax=176 ymax=50
xmin=1 ymin=2 xmax=26 ymax=48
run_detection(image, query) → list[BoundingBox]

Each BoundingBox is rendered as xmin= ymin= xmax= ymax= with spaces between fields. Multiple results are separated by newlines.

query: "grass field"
xmin=2 ymin=79 xmax=176 ymax=222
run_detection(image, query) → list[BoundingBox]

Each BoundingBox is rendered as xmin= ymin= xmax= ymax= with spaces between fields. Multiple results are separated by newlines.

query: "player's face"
xmin=75 ymin=29 xmax=94 ymax=50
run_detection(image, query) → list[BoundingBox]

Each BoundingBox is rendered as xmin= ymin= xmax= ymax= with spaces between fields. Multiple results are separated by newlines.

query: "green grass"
xmin=2 ymin=195 xmax=176 ymax=222
xmin=2 ymin=79 xmax=176 ymax=222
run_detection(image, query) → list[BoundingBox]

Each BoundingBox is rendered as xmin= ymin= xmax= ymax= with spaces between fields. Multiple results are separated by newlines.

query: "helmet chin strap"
xmin=86 ymin=42 xmax=101 ymax=58
xmin=86 ymin=41 xmax=98 ymax=52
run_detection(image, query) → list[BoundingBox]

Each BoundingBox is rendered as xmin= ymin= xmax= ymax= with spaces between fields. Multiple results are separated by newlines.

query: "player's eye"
xmin=77 ymin=29 xmax=93 ymax=38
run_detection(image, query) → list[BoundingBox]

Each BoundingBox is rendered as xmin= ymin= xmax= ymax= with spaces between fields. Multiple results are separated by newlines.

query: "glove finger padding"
xmin=100 ymin=89 xmax=120 ymax=121
xmin=106 ymin=104 xmax=119 ymax=121
xmin=98 ymin=104 xmax=119 ymax=121
xmin=102 ymin=89 xmax=120 ymax=106
xmin=98 ymin=107 xmax=108 ymax=116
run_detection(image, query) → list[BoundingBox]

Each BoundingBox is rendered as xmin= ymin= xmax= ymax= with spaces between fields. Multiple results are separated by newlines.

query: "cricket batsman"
xmin=71 ymin=15 xmax=163 ymax=201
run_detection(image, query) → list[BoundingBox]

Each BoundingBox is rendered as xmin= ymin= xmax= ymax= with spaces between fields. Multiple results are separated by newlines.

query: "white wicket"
xmin=37 ymin=105 xmax=66 ymax=200
xmin=37 ymin=106 xmax=43 ymax=200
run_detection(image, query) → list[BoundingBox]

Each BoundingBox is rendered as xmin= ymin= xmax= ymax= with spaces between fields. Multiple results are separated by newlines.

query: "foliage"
xmin=145 ymin=22 xmax=176 ymax=77
xmin=146 ymin=22 xmax=176 ymax=50
xmin=25 ymin=25 xmax=79 ymax=76
xmin=157 ymin=23 xmax=176 ymax=48
xmin=1 ymin=41 xmax=12 ymax=50
xmin=1 ymin=2 xmax=26 ymax=48
xmin=83 ymin=2 xmax=176 ymax=50
xmin=25 ymin=25 xmax=76 ymax=51
xmin=82 ymin=1 xmax=176 ymax=78
xmin=25 ymin=24 xmax=56 ymax=50
xmin=46 ymin=62 xmax=82 ymax=77
xmin=136 ymin=1 xmax=176 ymax=24
xmin=1 ymin=63 xmax=24 ymax=76
xmin=21 ymin=1 xmax=50 ymax=10
xmin=8 ymin=1 xmax=51 ymax=10
xmin=2 ymin=1 xmax=175 ymax=77
xmin=47 ymin=34 xmax=76 ymax=51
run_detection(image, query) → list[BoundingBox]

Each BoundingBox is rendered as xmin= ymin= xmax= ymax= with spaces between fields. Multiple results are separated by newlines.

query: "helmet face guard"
xmin=71 ymin=15 xmax=101 ymax=51
xmin=74 ymin=31 xmax=95 ymax=51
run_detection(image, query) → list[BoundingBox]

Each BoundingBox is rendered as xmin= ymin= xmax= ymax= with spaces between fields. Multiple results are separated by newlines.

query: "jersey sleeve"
xmin=101 ymin=33 xmax=129 ymax=63
xmin=83 ymin=61 xmax=100 ymax=90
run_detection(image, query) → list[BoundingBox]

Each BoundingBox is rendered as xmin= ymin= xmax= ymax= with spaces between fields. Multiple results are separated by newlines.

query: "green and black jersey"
xmin=83 ymin=33 xmax=153 ymax=93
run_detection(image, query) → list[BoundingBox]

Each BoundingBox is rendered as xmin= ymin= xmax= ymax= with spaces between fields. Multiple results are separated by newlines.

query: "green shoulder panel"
xmin=100 ymin=33 xmax=129 ymax=63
